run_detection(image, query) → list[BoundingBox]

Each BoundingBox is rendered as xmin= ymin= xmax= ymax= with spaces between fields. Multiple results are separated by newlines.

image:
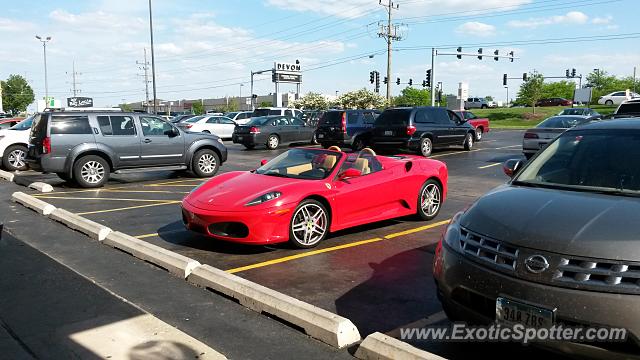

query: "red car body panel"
xmin=455 ymin=111 xmax=490 ymax=134
xmin=181 ymin=149 xmax=448 ymax=245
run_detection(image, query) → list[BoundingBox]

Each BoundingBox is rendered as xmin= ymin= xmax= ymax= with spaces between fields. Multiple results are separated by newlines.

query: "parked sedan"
xmin=232 ymin=115 xmax=315 ymax=150
xmin=0 ymin=116 xmax=33 ymax=171
xmin=535 ymin=98 xmax=572 ymax=107
xmin=177 ymin=115 xmax=236 ymax=139
xmin=522 ymin=115 xmax=592 ymax=159
xmin=434 ymin=119 xmax=640 ymax=358
xmin=597 ymin=91 xmax=640 ymax=106
xmin=170 ymin=114 xmax=196 ymax=123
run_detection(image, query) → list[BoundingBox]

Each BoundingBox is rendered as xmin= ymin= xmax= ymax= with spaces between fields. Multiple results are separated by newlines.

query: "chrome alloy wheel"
xmin=81 ymin=161 xmax=105 ymax=184
xmin=291 ymin=203 xmax=328 ymax=246
xmin=421 ymin=183 xmax=441 ymax=217
xmin=198 ymin=153 xmax=217 ymax=174
xmin=421 ymin=139 xmax=431 ymax=156
xmin=7 ymin=149 xmax=26 ymax=169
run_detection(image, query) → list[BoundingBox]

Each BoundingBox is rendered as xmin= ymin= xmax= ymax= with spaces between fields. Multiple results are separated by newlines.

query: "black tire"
xmin=192 ymin=149 xmax=220 ymax=178
xmin=56 ymin=172 xmax=73 ymax=182
xmin=289 ymin=199 xmax=329 ymax=249
xmin=605 ymin=100 xmax=614 ymax=106
xmin=351 ymin=137 xmax=365 ymax=151
xmin=481 ymin=104 xmax=488 ymax=109
xmin=419 ymin=137 xmax=433 ymax=157
xmin=475 ymin=127 xmax=483 ymax=141
xmin=73 ymin=155 xmax=110 ymax=188
xmin=266 ymin=134 xmax=280 ymax=150
xmin=464 ymin=132 xmax=474 ymax=151
xmin=1 ymin=144 xmax=28 ymax=171
xmin=243 ymin=144 xmax=255 ymax=150
xmin=417 ymin=179 xmax=442 ymax=221
xmin=311 ymin=132 xmax=319 ymax=145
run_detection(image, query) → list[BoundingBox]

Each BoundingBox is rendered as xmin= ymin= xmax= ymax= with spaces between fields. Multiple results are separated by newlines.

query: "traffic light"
xmin=523 ymin=73 xmax=528 ymax=81
xmin=503 ymin=74 xmax=507 ymax=86
xmin=408 ymin=78 xmax=413 ymax=86
xmin=375 ymin=71 xmax=380 ymax=93
xmin=571 ymin=68 xmax=577 ymax=77
xmin=370 ymin=71 xmax=375 ymax=84
xmin=383 ymin=76 xmax=388 ymax=84
xmin=477 ymin=48 xmax=483 ymax=60
xmin=566 ymin=69 xmax=570 ymax=78
xmin=493 ymin=50 xmax=499 ymax=61
xmin=396 ymin=77 xmax=401 ymax=85
xmin=425 ymin=69 xmax=431 ymax=88
xmin=422 ymin=80 xmax=427 ymax=88
xmin=509 ymin=51 xmax=514 ymax=62
xmin=456 ymin=47 xmax=462 ymax=59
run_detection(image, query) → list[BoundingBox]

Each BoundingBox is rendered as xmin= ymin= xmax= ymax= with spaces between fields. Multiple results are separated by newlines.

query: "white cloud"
xmin=49 ymin=9 xmax=146 ymax=33
xmin=0 ymin=17 xmax=35 ymax=32
xmin=507 ymin=11 xmax=589 ymax=29
xmin=592 ymin=15 xmax=613 ymax=24
xmin=456 ymin=22 xmax=496 ymax=37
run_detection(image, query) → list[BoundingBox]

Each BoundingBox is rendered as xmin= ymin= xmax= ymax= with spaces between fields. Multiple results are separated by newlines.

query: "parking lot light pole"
xmin=504 ymin=86 xmax=509 ymax=107
xmin=250 ymin=69 xmax=271 ymax=110
xmin=35 ymin=35 xmax=52 ymax=103
xmin=148 ymin=0 xmax=158 ymax=114
xmin=239 ymin=84 xmax=244 ymax=110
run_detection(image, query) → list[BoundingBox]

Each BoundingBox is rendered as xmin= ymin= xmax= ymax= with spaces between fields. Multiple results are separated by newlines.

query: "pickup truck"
xmin=455 ymin=110 xmax=490 ymax=141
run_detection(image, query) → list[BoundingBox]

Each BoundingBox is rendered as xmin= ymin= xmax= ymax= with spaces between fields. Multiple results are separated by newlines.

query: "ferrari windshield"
xmin=255 ymin=148 xmax=342 ymax=180
xmin=514 ymin=129 xmax=640 ymax=195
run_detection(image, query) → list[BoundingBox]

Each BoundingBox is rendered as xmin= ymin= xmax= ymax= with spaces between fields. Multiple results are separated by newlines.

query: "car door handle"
xmin=143 ymin=139 xmax=152 ymax=143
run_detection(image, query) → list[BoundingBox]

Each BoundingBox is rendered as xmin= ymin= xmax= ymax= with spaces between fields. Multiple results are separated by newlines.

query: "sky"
xmin=1 ymin=0 xmax=638 ymax=108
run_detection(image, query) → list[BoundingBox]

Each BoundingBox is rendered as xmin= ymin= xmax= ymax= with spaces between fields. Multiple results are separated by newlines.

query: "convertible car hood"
xmin=460 ymin=185 xmax=640 ymax=261
xmin=186 ymin=171 xmax=309 ymax=209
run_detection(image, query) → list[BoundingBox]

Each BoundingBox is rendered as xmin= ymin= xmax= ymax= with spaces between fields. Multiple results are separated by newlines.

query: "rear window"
xmin=617 ymin=103 xmax=640 ymax=115
xmin=537 ymin=116 xmax=588 ymax=129
xmin=347 ymin=112 xmax=360 ymax=124
xmin=319 ymin=112 xmax=344 ymax=126
xmin=245 ymin=116 xmax=271 ymax=126
xmin=97 ymin=115 xmax=137 ymax=136
xmin=375 ymin=109 xmax=411 ymax=126
xmin=30 ymin=114 xmax=47 ymax=140
xmin=50 ymin=115 xmax=91 ymax=134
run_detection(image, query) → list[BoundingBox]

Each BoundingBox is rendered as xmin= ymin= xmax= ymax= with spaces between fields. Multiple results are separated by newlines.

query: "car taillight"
xmin=406 ymin=125 xmax=417 ymax=136
xmin=341 ymin=112 xmax=346 ymax=133
xmin=185 ymin=124 xmax=193 ymax=129
xmin=43 ymin=136 xmax=51 ymax=154
xmin=524 ymin=132 xmax=539 ymax=139
xmin=249 ymin=126 xmax=260 ymax=134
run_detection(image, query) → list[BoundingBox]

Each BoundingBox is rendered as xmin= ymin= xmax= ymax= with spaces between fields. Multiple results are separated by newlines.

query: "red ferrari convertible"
xmin=181 ymin=147 xmax=448 ymax=248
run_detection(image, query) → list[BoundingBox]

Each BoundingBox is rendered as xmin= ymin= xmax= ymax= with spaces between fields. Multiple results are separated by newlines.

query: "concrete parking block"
xmin=187 ymin=265 xmax=361 ymax=349
xmin=0 ymin=170 xmax=14 ymax=182
xmin=104 ymin=231 xmax=201 ymax=278
xmin=28 ymin=182 xmax=54 ymax=193
xmin=49 ymin=208 xmax=112 ymax=241
xmin=11 ymin=192 xmax=56 ymax=216
xmin=354 ymin=332 xmax=446 ymax=360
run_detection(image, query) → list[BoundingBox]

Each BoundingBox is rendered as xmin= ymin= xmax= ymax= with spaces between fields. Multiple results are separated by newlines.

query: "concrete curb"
xmin=49 ymin=208 xmax=112 ymax=241
xmin=0 ymin=169 xmax=15 ymax=182
xmin=354 ymin=332 xmax=446 ymax=360
xmin=104 ymin=231 xmax=201 ymax=278
xmin=11 ymin=192 xmax=56 ymax=215
xmin=28 ymin=182 xmax=54 ymax=193
xmin=187 ymin=265 xmax=361 ymax=349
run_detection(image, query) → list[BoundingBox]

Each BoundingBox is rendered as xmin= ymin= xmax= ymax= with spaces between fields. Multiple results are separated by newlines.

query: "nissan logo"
xmin=525 ymin=255 xmax=549 ymax=274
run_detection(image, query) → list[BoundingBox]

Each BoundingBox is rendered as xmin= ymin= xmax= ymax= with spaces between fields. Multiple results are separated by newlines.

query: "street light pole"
xmin=239 ymin=83 xmax=244 ymax=110
xmin=504 ymin=86 xmax=509 ymax=107
xmin=148 ymin=0 xmax=158 ymax=114
xmin=35 ymin=35 xmax=52 ymax=104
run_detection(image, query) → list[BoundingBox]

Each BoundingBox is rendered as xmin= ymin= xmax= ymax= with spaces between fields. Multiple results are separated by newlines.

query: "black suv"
xmin=27 ymin=109 xmax=227 ymax=188
xmin=315 ymin=109 xmax=380 ymax=150
xmin=370 ymin=106 xmax=475 ymax=157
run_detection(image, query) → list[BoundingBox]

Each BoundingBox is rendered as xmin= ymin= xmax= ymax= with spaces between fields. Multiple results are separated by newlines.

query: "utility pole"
xmin=634 ymin=66 xmax=637 ymax=92
xmin=66 ymin=61 xmax=82 ymax=97
xmin=137 ymin=48 xmax=151 ymax=111
xmin=148 ymin=0 xmax=158 ymax=114
xmin=378 ymin=0 xmax=403 ymax=102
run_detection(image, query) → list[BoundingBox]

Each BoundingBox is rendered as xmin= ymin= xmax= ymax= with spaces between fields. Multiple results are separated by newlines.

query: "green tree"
xmin=485 ymin=95 xmax=494 ymax=101
xmin=540 ymin=80 xmax=576 ymax=100
xmin=516 ymin=72 xmax=545 ymax=113
xmin=393 ymin=87 xmax=431 ymax=106
xmin=192 ymin=102 xmax=205 ymax=115
xmin=585 ymin=70 xmax=640 ymax=99
xmin=1 ymin=74 xmax=34 ymax=115
xmin=259 ymin=101 xmax=272 ymax=107
xmin=120 ymin=103 xmax=133 ymax=112
xmin=334 ymin=88 xmax=385 ymax=109
xmin=293 ymin=92 xmax=329 ymax=110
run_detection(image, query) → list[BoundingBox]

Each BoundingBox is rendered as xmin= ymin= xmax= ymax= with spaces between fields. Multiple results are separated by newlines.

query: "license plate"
xmin=384 ymin=130 xmax=393 ymax=136
xmin=496 ymin=297 xmax=554 ymax=328
xmin=317 ymin=134 xmax=324 ymax=138
xmin=237 ymin=136 xmax=243 ymax=141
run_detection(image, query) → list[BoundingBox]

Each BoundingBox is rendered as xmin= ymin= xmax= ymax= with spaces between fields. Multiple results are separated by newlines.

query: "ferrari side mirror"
xmin=338 ymin=168 xmax=362 ymax=181
xmin=260 ymin=159 xmax=268 ymax=166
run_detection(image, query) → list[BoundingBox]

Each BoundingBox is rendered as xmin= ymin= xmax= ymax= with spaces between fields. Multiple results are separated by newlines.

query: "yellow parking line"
xmin=134 ymin=229 xmax=183 ymax=239
xmin=146 ymin=184 xmax=200 ymax=187
xmin=75 ymin=201 xmax=181 ymax=216
xmin=32 ymin=185 xmax=131 ymax=197
xmin=226 ymin=219 xmax=451 ymax=274
xmin=100 ymin=190 xmax=190 ymax=194
xmin=36 ymin=196 xmax=174 ymax=203
xmin=478 ymin=162 xmax=501 ymax=169
xmin=495 ymin=145 xmax=521 ymax=149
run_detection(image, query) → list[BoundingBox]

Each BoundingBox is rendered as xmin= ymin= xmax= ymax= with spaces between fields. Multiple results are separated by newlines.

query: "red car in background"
xmin=455 ymin=111 xmax=490 ymax=141
xmin=182 ymin=146 xmax=448 ymax=248
xmin=0 ymin=118 xmax=24 ymax=129
xmin=535 ymin=98 xmax=573 ymax=107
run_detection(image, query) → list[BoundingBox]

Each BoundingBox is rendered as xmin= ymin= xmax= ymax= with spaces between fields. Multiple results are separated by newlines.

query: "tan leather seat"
xmin=353 ymin=158 xmax=370 ymax=175
xmin=322 ymin=155 xmax=337 ymax=169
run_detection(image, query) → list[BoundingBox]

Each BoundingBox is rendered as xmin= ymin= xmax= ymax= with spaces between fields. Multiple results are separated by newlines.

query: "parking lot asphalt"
xmin=3 ymin=130 xmax=558 ymax=358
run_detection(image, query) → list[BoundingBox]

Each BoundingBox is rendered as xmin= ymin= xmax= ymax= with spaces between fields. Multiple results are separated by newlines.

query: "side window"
xmin=50 ymin=115 xmax=92 ymax=134
xmin=362 ymin=112 xmax=376 ymax=124
xmin=291 ymin=118 xmax=305 ymax=126
xmin=433 ymin=109 xmax=451 ymax=124
xmin=206 ymin=118 xmax=218 ymax=124
xmin=414 ymin=110 xmax=433 ymax=123
xmin=219 ymin=118 xmax=235 ymax=124
xmin=447 ymin=110 xmax=461 ymax=123
xmin=140 ymin=116 xmax=174 ymax=136
xmin=347 ymin=112 xmax=359 ymax=124
xmin=278 ymin=117 xmax=290 ymax=126
xmin=97 ymin=116 xmax=112 ymax=135
xmin=613 ymin=92 xmax=625 ymax=96
xmin=285 ymin=110 xmax=293 ymax=117
xmin=269 ymin=110 xmax=281 ymax=116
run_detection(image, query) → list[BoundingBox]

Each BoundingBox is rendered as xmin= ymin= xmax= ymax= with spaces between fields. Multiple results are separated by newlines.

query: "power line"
xmin=378 ymin=0 xmax=403 ymax=101
xmin=136 ymin=48 xmax=151 ymax=109
xmin=65 ymin=61 xmax=82 ymax=96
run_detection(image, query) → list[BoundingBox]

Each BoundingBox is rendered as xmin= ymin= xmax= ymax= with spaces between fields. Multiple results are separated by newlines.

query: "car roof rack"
xmin=43 ymin=107 xmax=123 ymax=112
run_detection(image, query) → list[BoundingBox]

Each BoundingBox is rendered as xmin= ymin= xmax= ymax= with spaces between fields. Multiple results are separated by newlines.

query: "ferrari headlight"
xmin=246 ymin=191 xmax=281 ymax=206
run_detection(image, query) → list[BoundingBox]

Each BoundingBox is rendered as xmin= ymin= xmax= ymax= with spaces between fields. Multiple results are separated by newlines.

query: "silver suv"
xmin=464 ymin=97 xmax=497 ymax=109
xmin=27 ymin=108 xmax=227 ymax=188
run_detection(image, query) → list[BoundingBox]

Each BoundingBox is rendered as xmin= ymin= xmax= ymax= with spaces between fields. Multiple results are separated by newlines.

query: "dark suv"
xmin=370 ymin=107 xmax=475 ymax=157
xmin=315 ymin=109 xmax=380 ymax=150
xmin=27 ymin=109 xmax=227 ymax=188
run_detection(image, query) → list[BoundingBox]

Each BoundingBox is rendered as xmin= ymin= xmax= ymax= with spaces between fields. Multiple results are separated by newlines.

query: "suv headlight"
xmin=246 ymin=191 xmax=281 ymax=206
xmin=443 ymin=211 xmax=464 ymax=252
